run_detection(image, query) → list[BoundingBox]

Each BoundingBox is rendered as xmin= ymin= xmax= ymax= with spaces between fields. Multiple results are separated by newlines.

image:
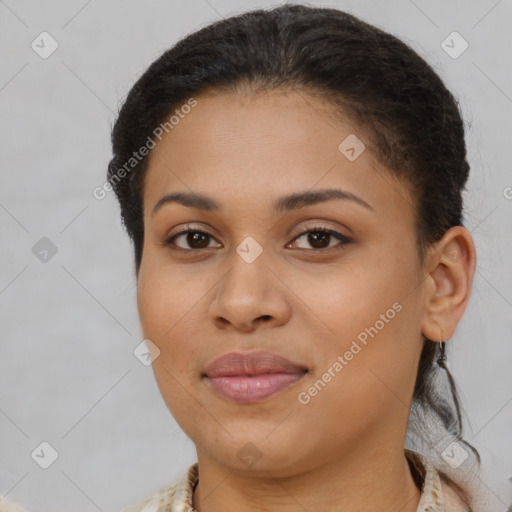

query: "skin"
xmin=136 ymin=88 xmax=476 ymax=512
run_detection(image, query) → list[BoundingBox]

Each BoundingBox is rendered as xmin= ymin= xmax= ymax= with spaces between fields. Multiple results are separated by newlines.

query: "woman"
xmin=107 ymin=4 xmax=489 ymax=511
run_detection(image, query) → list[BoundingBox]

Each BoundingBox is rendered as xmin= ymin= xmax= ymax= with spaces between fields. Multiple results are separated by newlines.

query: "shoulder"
xmin=405 ymin=449 xmax=471 ymax=512
xmin=0 ymin=498 xmax=27 ymax=512
xmin=439 ymin=476 xmax=471 ymax=512
xmin=122 ymin=463 xmax=199 ymax=512
xmin=122 ymin=484 xmax=179 ymax=512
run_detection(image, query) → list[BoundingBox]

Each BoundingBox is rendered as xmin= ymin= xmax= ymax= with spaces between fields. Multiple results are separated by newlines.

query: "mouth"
xmin=202 ymin=350 xmax=308 ymax=404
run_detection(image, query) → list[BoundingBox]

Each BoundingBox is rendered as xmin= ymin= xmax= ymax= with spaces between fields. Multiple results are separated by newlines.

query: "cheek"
xmin=138 ymin=249 xmax=194 ymax=328
xmin=295 ymin=309 xmax=415 ymax=449
xmin=298 ymin=258 xmax=405 ymax=345
xmin=137 ymin=261 xmax=203 ymax=370
xmin=137 ymin=265 xmax=207 ymax=425
xmin=299 ymin=254 xmax=420 ymax=402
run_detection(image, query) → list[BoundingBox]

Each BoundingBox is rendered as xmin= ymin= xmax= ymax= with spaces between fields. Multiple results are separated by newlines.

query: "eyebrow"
xmin=150 ymin=188 xmax=374 ymax=217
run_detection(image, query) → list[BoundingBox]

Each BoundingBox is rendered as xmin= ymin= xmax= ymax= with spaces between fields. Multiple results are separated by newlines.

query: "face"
xmin=137 ymin=88 xmax=428 ymax=476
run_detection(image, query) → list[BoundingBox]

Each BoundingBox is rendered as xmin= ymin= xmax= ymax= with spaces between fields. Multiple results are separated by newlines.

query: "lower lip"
xmin=205 ymin=373 xmax=306 ymax=403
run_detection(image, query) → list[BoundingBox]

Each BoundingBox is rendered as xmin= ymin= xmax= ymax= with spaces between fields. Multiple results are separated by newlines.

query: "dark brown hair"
xmin=107 ymin=3 xmax=479 ymax=507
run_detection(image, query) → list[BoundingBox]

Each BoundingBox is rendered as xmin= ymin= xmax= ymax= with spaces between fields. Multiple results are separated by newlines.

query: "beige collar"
xmin=165 ymin=450 xmax=451 ymax=512
xmin=405 ymin=449 xmax=446 ymax=511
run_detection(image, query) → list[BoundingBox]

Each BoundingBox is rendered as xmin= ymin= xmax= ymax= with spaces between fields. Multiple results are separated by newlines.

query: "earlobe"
xmin=420 ymin=226 xmax=476 ymax=342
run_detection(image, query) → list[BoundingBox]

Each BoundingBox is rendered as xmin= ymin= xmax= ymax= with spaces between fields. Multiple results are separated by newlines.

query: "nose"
xmin=208 ymin=251 xmax=292 ymax=332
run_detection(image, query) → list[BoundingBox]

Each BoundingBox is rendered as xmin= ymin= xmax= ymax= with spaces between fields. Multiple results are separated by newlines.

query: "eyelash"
xmin=164 ymin=224 xmax=353 ymax=253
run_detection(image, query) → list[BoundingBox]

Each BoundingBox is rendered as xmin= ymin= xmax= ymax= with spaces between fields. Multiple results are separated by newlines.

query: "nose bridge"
xmin=209 ymin=239 xmax=290 ymax=330
xmin=220 ymin=241 xmax=270 ymax=306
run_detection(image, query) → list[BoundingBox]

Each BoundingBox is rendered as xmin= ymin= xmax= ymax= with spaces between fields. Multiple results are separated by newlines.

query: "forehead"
xmin=142 ymin=89 xmax=413 ymax=221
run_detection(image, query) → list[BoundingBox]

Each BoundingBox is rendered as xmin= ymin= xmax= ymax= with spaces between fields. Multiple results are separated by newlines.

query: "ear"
xmin=421 ymin=226 xmax=476 ymax=341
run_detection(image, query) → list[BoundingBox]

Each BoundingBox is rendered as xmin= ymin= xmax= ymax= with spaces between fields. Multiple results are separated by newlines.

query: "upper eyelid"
xmin=169 ymin=223 xmax=346 ymax=238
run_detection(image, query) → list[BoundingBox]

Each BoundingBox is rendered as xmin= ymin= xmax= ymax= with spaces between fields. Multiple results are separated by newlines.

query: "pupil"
xmin=309 ymin=231 xmax=329 ymax=248
xmin=188 ymin=232 xmax=209 ymax=248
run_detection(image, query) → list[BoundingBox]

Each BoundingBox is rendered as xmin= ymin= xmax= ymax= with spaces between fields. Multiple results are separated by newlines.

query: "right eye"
xmin=164 ymin=225 xmax=222 ymax=251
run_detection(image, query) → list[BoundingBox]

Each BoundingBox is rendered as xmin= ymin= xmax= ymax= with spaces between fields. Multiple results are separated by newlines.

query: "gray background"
xmin=0 ymin=0 xmax=511 ymax=511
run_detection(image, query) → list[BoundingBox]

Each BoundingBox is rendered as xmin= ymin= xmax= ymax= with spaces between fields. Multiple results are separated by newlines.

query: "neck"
xmin=192 ymin=443 xmax=422 ymax=512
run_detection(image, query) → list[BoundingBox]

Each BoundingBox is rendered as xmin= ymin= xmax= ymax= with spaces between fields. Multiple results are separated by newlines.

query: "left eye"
xmin=165 ymin=226 xmax=352 ymax=251
xmin=287 ymin=227 xmax=352 ymax=251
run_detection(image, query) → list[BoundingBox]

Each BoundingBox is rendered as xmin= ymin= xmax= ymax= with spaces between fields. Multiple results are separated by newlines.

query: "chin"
xmin=195 ymin=430 xmax=311 ymax=475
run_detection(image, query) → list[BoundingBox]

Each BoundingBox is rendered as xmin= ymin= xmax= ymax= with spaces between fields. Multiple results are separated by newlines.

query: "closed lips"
xmin=203 ymin=351 xmax=308 ymax=404
xmin=203 ymin=351 xmax=308 ymax=377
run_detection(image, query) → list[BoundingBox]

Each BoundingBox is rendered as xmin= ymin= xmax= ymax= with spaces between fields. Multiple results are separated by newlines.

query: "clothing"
xmin=123 ymin=449 xmax=470 ymax=511
xmin=0 ymin=498 xmax=26 ymax=512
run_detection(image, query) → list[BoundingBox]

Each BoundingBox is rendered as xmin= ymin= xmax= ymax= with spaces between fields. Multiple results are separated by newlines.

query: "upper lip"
xmin=203 ymin=350 xmax=308 ymax=378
